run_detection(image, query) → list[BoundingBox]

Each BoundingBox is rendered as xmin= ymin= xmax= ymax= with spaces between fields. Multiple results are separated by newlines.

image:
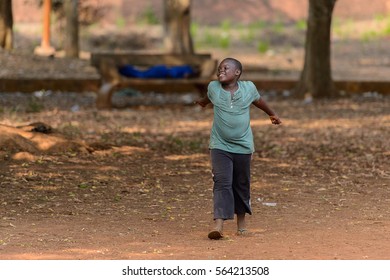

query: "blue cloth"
xmin=118 ymin=64 xmax=195 ymax=79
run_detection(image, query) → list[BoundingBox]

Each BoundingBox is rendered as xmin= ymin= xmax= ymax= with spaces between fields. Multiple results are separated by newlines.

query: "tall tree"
xmin=163 ymin=0 xmax=193 ymax=54
xmin=64 ymin=0 xmax=79 ymax=58
xmin=295 ymin=0 xmax=338 ymax=99
xmin=0 ymin=0 xmax=13 ymax=50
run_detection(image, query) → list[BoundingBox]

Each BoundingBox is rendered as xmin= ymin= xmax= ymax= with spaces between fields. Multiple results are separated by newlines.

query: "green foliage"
xmin=374 ymin=14 xmax=386 ymax=22
xmin=359 ymin=16 xmax=390 ymax=41
xmin=114 ymin=194 xmax=122 ymax=202
xmin=219 ymin=32 xmax=230 ymax=49
xmin=383 ymin=21 xmax=390 ymax=36
xmin=257 ymin=41 xmax=269 ymax=54
xmin=332 ymin=17 xmax=342 ymax=32
xmin=217 ymin=20 xmax=232 ymax=49
xmin=381 ymin=16 xmax=390 ymax=36
xmin=140 ymin=5 xmax=159 ymax=25
xmin=272 ymin=21 xmax=284 ymax=33
xmin=190 ymin=22 xmax=199 ymax=38
xmin=372 ymin=14 xmax=390 ymax=36
xmin=196 ymin=28 xmax=218 ymax=48
xmin=248 ymin=20 xmax=266 ymax=30
xmin=238 ymin=23 xmax=256 ymax=44
xmin=202 ymin=28 xmax=214 ymax=46
xmin=78 ymin=183 xmax=90 ymax=189
xmin=361 ymin=30 xmax=379 ymax=41
xmin=332 ymin=17 xmax=354 ymax=38
xmin=115 ymin=16 xmax=126 ymax=29
xmin=220 ymin=19 xmax=232 ymax=32
xmin=295 ymin=19 xmax=307 ymax=31
xmin=194 ymin=23 xmax=231 ymax=49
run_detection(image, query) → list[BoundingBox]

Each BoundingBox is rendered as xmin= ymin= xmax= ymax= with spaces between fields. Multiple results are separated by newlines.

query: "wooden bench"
xmin=90 ymin=52 xmax=218 ymax=108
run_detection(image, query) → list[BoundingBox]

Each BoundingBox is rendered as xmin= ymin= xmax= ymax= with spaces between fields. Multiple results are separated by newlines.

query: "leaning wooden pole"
xmin=34 ymin=0 xmax=55 ymax=56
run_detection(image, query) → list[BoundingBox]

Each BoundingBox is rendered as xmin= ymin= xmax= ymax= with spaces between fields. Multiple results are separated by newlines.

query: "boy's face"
xmin=217 ymin=60 xmax=241 ymax=83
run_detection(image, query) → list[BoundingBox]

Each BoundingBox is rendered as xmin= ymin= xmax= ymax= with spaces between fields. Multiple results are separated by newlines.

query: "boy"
xmin=195 ymin=58 xmax=281 ymax=240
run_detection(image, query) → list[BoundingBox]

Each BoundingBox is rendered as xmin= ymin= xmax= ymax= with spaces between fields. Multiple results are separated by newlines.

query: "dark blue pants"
xmin=210 ymin=149 xmax=252 ymax=220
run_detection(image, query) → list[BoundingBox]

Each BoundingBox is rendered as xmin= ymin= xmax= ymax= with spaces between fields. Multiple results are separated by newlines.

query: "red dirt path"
xmin=1 ymin=98 xmax=389 ymax=260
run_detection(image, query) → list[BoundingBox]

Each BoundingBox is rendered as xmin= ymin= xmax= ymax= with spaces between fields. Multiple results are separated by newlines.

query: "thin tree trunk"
xmin=163 ymin=0 xmax=194 ymax=54
xmin=295 ymin=0 xmax=337 ymax=99
xmin=64 ymin=0 xmax=79 ymax=58
xmin=0 ymin=0 xmax=13 ymax=50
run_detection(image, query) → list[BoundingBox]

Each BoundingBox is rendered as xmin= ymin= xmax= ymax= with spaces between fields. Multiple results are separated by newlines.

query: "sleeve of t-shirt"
xmin=207 ymin=81 xmax=217 ymax=103
xmin=250 ymin=81 xmax=261 ymax=102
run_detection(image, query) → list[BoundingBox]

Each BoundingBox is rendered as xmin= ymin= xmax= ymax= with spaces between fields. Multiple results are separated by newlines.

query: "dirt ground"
xmin=0 ymin=93 xmax=389 ymax=260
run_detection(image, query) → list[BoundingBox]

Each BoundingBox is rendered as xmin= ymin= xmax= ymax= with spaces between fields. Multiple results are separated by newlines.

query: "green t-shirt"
xmin=207 ymin=80 xmax=261 ymax=154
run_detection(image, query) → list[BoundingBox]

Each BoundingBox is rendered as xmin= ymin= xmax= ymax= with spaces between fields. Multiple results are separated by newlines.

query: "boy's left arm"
xmin=194 ymin=96 xmax=211 ymax=107
xmin=252 ymin=98 xmax=282 ymax=125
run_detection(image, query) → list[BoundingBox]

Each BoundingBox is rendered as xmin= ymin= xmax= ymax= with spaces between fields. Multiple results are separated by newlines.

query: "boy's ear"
xmin=235 ymin=69 xmax=241 ymax=76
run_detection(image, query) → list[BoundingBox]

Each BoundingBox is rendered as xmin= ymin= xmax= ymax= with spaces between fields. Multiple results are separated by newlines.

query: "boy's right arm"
xmin=194 ymin=96 xmax=211 ymax=107
xmin=252 ymin=98 xmax=282 ymax=125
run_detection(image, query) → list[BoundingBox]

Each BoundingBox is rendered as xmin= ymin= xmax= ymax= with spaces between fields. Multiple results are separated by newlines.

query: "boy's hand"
xmin=194 ymin=100 xmax=207 ymax=107
xmin=269 ymin=115 xmax=282 ymax=125
xmin=252 ymin=99 xmax=281 ymax=124
xmin=194 ymin=97 xmax=211 ymax=108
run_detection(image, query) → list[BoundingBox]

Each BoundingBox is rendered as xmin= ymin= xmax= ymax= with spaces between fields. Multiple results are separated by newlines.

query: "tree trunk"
xmin=0 ymin=0 xmax=13 ymax=50
xmin=64 ymin=0 xmax=79 ymax=58
xmin=163 ymin=0 xmax=194 ymax=54
xmin=295 ymin=0 xmax=337 ymax=99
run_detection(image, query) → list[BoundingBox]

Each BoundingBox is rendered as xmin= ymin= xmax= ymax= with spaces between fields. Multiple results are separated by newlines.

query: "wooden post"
xmin=64 ymin=0 xmax=79 ymax=58
xmin=34 ymin=0 xmax=55 ymax=56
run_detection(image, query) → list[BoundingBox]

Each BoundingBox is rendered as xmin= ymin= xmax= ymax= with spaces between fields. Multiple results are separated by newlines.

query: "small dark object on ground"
xmin=29 ymin=122 xmax=52 ymax=134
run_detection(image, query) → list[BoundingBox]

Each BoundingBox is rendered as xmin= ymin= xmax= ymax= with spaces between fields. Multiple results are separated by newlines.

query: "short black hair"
xmin=222 ymin=57 xmax=242 ymax=77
